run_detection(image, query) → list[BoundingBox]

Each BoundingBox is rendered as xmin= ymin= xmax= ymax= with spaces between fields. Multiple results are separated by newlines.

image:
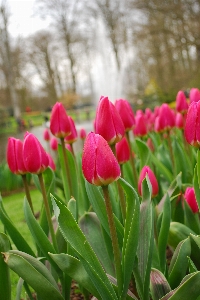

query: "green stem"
xmin=166 ymin=131 xmax=174 ymax=170
xmin=38 ymin=173 xmax=58 ymax=253
xmin=60 ymin=138 xmax=73 ymax=197
xmin=126 ymin=131 xmax=138 ymax=186
xmin=21 ymin=174 xmax=34 ymax=214
xmin=102 ymin=185 xmax=123 ymax=299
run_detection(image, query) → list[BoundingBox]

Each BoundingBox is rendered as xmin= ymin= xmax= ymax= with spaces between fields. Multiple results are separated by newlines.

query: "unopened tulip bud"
xmin=158 ymin=103 xmax=175 ymax=131
xmin=185 ymin=100 xmax=200 ymax=146
xmin=115 ymin=98 xmax=135 ymax=131
xmin=115 ymin=137 xmax=130 ymax=164
xmin=184 ymin=187 xmax=198 ymax=213
xmin=7 ymin=138 xmax=27 ymax=175
xmin=175 ymin=112 xmax=184 ymax=129
xmin=50 ymin=137 xmax=58 ymax=151
xmin=79 ymin=128 xmax=87 ymax=140
xmin=138 ymin=166 xmax=159 ymax=197
xmin=133 ymin=113 xmax=147 ymax=136
xmin=176 ymin=91 xmax=188 ymax=113
xmin=189 ymin=88 xmax=200 ymax=103
xmin=82 ymin=132 xmax=120 ymax=186
xmin=43 ymin=128 xmax=50 ymax=141
xmin=23 ymin=132 xmax=49 ymax=174
xmin=50 ymin=102 xmax=71 ymax=138
xmin=64 ymin=116 xmax=77 ymax=144
xmin=95 ymin=96 xmax=125 ymax=145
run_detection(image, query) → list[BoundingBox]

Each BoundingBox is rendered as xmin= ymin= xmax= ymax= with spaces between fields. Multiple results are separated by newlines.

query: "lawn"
xmin=0 ymin=189 xmax=43 ymax=299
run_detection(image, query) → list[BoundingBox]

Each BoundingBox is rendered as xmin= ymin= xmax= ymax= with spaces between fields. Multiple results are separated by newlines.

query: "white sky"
xmin=7 ymin=0 xmax=49 ymax=37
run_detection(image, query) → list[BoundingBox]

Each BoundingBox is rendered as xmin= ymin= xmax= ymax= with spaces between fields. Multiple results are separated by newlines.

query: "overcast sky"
xmin=8 ymin=0 xmax=49 ymax=37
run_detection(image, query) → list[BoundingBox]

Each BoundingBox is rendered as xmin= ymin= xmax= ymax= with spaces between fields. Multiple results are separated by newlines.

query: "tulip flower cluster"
xmin=2 ymin=89 xmax=200 ymax=300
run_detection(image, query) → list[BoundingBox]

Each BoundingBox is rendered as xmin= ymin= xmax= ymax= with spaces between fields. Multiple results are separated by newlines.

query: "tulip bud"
xmin=65 ymin=143 xmax=72 ymax=152
xmin=138 ymin=166 xmax=159 ymax=197
xmin=43 ymin=128 xmax=50 ymax=141
xmin=64 ymin=116 xmax=78 ymax=144
xmin=95 ymin=96 xmax=125 ymax=145
xmin=46 ymin=153 xmax=56 ymax=171
xmin=175 ymin=112 xmax=184 ymax=129
xmin=184 ymin=187 xmax=198 ymax=213
xmin=50 ymin=102 xmax=71 ymax=138
xmin=184 ymin=100 xmax=200 ymax=146
xmin=189 ymin=88 xmax=200 ymax=103
xmin=7 ymin=138 xmax=27 ymax=175
xmin=23 ymin=132 xmax=49 ymax=174
xmin=133 ymin=113 xmax=147 ymax=136
xmin=79 ymin=128 xmax=87 ymax=140
xmin=115 ymin=98 xmax=135 ymax=131
xmin=115 ymin=137 xmax=130 ymax=164
xmin=82 ymin=132 xmax=120 ymax=186
xmin=146 ymin=138 xmax=154 ymax=152
xmin=176 ymin=91 xmax=188 ymax=113
xmin=50 ymin=137 xmax=58 ymax=151
xmin=158 ymin=103 xmax=175 ymax=131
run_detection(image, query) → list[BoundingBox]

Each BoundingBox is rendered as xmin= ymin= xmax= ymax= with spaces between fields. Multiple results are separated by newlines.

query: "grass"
xmin=0 ymin=189 xmax=43 ymax=299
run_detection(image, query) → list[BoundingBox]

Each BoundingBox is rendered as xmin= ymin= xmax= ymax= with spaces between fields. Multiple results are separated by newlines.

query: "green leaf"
xmin=150 ymin=268 xmax=171 ymax=300
xmin=0 ymin=233 xmax=11 ymax=300
xmin=0 ymin=197 xmax=35 ymax=257
xmin=168 ymin=222 xmax=195 ymax=249
xmin=79 ymin=212 xmax=115 ymax=276
xmin=187 ymin=256 xmax=198 ymax=273
xmin=158 ymin=194 xmax=171 ymax=273
xmin=23 ymin=199 xmax=61 ymax=276
xmin=184 ymin=201 xmax=200 ymax=234
xmin=134 ymin=177 xmax=154 ymax=300
xmin=9 ymin=250 xmax=59 ymax=290
xmin=151 ymin=153 xmax=173 ymax=183
xmin=168 ymin=238 xmax=191 ymax=289
xmin=67 ymin=197 xmax=77 ymax=220
xmin=135 ymin=138 xmax=151 ymax=170
xmin=193 ymin=164 xmax=200 ymax=211
xmin=51 ymin=194 xmax=118 ymax=300
xmin=49 ymin=253 xmax=101 ymax=298
xmin=16 ymin=277 xmax=24 ymax=300
xmin=161 ymin=272 xmax=200 ymax=300
xmin=118 ymin=178 xmax=140 ymax=299
xmin=4 ymin=252 xmax=64 ymax=300
xmin=85 ymin=180 xmax=124 ymax=248
xmin=197 ymin=150 xmax=200 ymax=187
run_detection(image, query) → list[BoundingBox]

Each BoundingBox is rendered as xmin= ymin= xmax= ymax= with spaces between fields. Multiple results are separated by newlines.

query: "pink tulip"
xmin=146 ymin=138 xmax=154 ymax=152
xmin=82 ymin=132 xmax=120 ymax=186
xmin=50 ymin=137 xmax=58 ymax=151
xmin=115 ymin=99 xmax=135 ymax=131
xmin=176 ymin=91 xmax=188 ymax=113
xmin=115 ymin=137 xmax=130 ymax=164
xmin=175 ymin=112 xmax=184 ymax=129
xmin=157 ymin=103 xmax=175 ymax=131
xmin=184 ymin=100 xmax=200 ymax=146
xmin=64 ymin=116 xmax=77 ymax=144
xmin=50 ymin=102 xmax=71 ymax=138
xmin=43 ymin=128 xmax=50 ymax=141
xmin=95 ymin=96 xmax=125 ymax=145
xmin=65 ymin=143 xmax=72 ymax=152
xmin=23 ymin=132 xmax=49 ymax=174
xmin=133 ymin=113 xmax=147 ymax=136
xmin=138 ymin=166 xmax=159 ymax=197
xmin=7 ymin=138 xmax=27 ymax=175
xmin=184 ymin=187 xmax=198 ymax=213
xmin=189 ymin=88 xmax=200 ymax=103
xmin=79 ymin=128 xmax=87 ymax=140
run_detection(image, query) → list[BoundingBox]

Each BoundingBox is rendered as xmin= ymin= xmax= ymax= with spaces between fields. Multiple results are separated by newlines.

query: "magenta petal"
xmin=82 ymin=132 xmax=97 ymax=184
xmin=185 ymin=102 xmax=197 ymax=145
xmin=7 ymin=138 xmax=18 ymax=174
xmin=50 ymin=102 xmax=71 ymax=138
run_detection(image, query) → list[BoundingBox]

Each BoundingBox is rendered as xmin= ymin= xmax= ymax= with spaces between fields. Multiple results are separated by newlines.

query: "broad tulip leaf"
xmin=161 ymin=272 xmax=200 ymax=300
xmin=51 ymin=194 xmax=118 ymax=300
xmin=3 ymin=251 xmax=63 ymax=300
xmin=0 ymin=197 xmax=35 ymax=257
xmin=67 ymin=197 xmax=77 ymax=220
xmin=23 ymin=199 xmax=62 ymax=276
xmin=135 ymin=138 xmax=151 ymax=170
xmin=193 ymin=164 xmax=200 ymax=211
xmin=184 ymin=201 xmax=200 ymax=234
xmin=85 ymin=180 xmax=124 ymax=247
xmin=151 ymin=153 xmax=173 ymax=183
xmin=168 ymin=238 xmax=191 ymax=289
xmin=158 ymin=193 xmax=171 ymax=273
xmin=79 ymin=212 xmax=115 ymax=276
xmin=8 ymin=250 xmax=59 ymax=290
xmin=187 ymin=256 xmax=198 ymax=273
xmin=133 ymin=177 xmax=154 ymax=300
xmin=16 ymin=278 xmax=24 ymax=300
xmin=168 ymin=222 xmax=195 ymax=249
xmin=0 ymin=233 xmax=11 ymax=300
xmin=150 ymin=268 xmax=171 ymax=300
xmin=49 ymin=253 xmax=101 ymax=298
xmin=118 ymin=177 xmax=140 ymax=299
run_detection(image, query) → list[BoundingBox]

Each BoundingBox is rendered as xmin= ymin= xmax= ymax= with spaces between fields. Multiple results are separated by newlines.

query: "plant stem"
xmin=166 ymin=131 xmax=174 ymax=170
xmin=21 ymin=174 xmax=34 ymax=214
xmin=102 ymin=185 xmax=123 ymax=299
xmin=60 ymin=138 xmax=73 ymax=197
xmin=38 ymin=173 xmax=58 ymax=253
